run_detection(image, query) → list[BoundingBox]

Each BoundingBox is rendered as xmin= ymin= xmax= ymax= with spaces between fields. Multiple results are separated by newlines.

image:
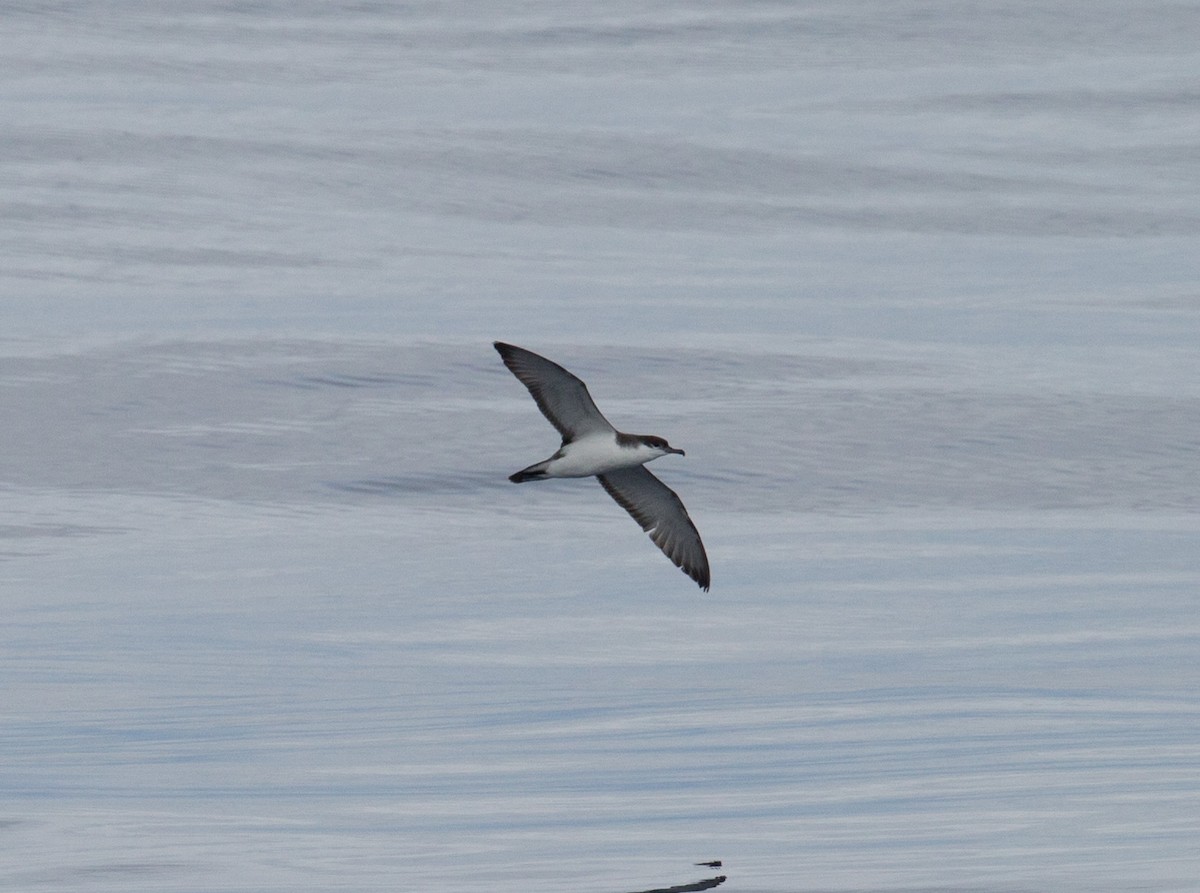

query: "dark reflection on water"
xmin=328 ymin=472 xmax=503 ymax=496
xmin=268 ymin=371 xmax=437 ymax=391
xmin=622 ymin=873 xmax=725 ymax=893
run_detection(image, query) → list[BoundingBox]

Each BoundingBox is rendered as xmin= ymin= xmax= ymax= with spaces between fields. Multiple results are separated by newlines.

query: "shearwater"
xmin=495 ymin=342 xmax=710 ymax=591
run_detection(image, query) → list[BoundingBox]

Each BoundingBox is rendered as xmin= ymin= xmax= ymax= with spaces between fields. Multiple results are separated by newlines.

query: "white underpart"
xmin=543 ymin=433 xmax=667 ymax=477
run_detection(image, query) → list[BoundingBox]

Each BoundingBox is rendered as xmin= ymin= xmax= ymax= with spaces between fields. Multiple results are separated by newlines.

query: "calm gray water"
xmin=3 ymin=3 xmax=1199 ymax=892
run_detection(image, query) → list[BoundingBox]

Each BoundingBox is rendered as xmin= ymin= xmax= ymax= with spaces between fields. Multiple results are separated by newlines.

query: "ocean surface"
xmin=3 ymin=3 xmax=1199 ymax=892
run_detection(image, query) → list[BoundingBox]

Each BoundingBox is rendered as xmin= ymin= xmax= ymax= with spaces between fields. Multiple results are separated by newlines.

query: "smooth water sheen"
xmin=3 ymin=3 xmax=1199 ymax=892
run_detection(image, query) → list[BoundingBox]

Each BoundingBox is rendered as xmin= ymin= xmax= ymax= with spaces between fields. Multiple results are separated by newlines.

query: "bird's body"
xmin=495 ymin=341 xmax=710 ymax=590
xmin=510 ymin=431 xmax=679 ymax=480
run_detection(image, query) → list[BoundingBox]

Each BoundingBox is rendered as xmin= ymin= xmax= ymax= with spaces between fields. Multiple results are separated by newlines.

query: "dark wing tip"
xmin=646 ymin=503 xmax=710 ymax=591
xmin=493 ymin=341 xmax=539 ymax=380
xmin=661 ymin=539 xmax=709 ymax=591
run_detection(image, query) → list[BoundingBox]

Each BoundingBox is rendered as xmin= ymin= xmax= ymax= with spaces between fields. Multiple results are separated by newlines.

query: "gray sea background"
xmin=3 ymin=3 xmax=1199 ymax=892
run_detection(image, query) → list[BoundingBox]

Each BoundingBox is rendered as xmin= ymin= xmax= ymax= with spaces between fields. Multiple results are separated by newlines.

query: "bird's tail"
xmin=509 ymin=461 xmax=549 ymax=483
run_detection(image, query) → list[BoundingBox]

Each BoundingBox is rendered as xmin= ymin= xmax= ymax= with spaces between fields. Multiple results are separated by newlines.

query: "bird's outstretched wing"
xmin=495 ymin=342 xmax=615 ymax=441
xmin=598 ymin=466 xmax=710 ymax=591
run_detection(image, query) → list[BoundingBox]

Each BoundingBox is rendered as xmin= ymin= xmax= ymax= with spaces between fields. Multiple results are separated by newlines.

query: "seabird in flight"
xmin=495 ymin=342 xmax=710 ymax=590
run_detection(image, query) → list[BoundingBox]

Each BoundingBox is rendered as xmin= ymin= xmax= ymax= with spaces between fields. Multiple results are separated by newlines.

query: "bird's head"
xmin=641 ymin=435 xmax=685 ymax=457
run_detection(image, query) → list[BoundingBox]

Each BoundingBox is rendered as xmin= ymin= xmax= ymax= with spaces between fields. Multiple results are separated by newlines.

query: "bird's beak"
xmin=670 ymin=447 xmax=685 ymax=456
